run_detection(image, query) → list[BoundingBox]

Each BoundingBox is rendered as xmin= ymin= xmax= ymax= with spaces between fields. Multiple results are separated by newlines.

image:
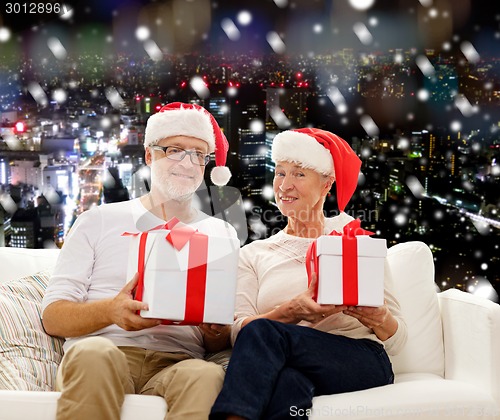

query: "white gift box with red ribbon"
xmin=306 ymin=219 xmax=387 ymax=307
xmin=125 ymin=218 xmax=239 ymax=325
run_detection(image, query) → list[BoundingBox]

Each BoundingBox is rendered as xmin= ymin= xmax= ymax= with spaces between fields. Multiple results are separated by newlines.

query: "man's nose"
xmin=177 ymin=152 xmax=195 ymax=168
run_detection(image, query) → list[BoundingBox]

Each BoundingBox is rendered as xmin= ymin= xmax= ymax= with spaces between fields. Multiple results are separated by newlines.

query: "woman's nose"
xmin=279 ymin=176 xmax=294 ymax=191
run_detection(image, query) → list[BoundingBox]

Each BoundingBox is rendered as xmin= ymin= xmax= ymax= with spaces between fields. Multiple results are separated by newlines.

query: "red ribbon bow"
xmin=123 ymin=217 xmax=208 ymax=325
xmin=306 ymin=219 xmax=373 ymax=305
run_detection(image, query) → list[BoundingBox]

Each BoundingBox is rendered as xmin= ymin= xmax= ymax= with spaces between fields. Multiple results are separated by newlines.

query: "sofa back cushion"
xmin=386 ymin=241 xmax=444 ymax=377
xmin=0 ymin=270 xmax=65 ymax=391
xmin=0 ymin=247 xmax=60 ymax=284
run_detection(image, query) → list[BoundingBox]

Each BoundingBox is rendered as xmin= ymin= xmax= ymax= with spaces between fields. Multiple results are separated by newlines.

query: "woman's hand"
xmin=279 ymin=273 xmax=346 ymax=324
xmin=343 ymin=301 xmax=398 ymax=341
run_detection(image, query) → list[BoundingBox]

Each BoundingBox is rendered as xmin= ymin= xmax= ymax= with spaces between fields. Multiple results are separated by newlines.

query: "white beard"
xmin=150 ymin=162 xmax=201 ymax=202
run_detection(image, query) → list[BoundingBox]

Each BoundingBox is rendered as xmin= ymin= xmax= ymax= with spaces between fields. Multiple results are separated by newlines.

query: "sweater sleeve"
xmin=41 ymin=208 xmax=101 ymax=313
xmin=230 ymin=243 xmax=261 ymax=345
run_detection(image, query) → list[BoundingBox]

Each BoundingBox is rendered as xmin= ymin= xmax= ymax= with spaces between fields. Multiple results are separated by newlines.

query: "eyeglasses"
xmin=150 ymin=145 xmax=210 ymax=166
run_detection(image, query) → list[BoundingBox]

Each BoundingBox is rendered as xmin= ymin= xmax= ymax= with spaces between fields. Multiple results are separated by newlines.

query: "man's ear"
xmin=144 ymin=147 xmax=152 ymax=166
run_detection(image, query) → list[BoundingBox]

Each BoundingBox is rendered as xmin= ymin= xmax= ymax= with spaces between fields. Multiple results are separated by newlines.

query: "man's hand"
xmin=200 ymin=323 xmax=231 ymax=353
xmin=108 ymin=273 xmax=162 ymax=331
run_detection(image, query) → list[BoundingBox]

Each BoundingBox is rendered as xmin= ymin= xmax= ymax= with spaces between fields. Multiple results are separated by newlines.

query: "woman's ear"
xmin=323 ymin=176 xmax=335 ymax=195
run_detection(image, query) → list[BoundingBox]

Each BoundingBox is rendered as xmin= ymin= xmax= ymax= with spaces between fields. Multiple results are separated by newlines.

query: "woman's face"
xmin=273 ymin=161 xmax=333 ymax=221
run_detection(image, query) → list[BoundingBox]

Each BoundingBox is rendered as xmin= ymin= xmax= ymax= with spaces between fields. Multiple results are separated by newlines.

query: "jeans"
xmin=210 ymin=319 xmax=394 ymax=420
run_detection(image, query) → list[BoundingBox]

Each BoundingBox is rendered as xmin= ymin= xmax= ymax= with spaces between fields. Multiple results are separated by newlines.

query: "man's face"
xmin=146 ymin=136 xmax=209 ymax=201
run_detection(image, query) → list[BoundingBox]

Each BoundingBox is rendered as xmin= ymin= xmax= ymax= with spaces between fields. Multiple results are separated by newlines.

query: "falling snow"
xmin=266 ymin=31 xmax=286 ymax=54
xmin=221 ymin=19 xmax=241 ymax=41
xmin=353 ymin=23 xmax=373 ymax=46
xmin=0 ymin=0 xmax=496 ymax=300
xmin=190 ymin=76 xmax=210 ymax=99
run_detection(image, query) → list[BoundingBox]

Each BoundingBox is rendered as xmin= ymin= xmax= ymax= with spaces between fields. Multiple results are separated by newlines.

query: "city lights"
xmin=0 ymin=0 xmax=497 ymax=299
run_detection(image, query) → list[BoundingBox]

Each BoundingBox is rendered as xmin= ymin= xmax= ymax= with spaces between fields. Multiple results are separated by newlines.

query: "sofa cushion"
xmin=310 ymin=376 xmax=498 ymax=419
xmin=0 ymin=248 xmax=60 ymax=284
xmin=386 ymin=241 xmax=444 ymax=377
xmin=0 ymin=270 xmax=64 ymax=391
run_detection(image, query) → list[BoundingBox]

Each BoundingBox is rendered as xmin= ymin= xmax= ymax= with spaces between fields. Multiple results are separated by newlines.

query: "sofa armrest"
xmin=438 ymin=289 xmax=500 ymax=405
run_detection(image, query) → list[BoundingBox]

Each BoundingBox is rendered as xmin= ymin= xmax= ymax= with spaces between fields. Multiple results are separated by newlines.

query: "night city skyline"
xmin=0 ymin=0 xmax=499 ymax=301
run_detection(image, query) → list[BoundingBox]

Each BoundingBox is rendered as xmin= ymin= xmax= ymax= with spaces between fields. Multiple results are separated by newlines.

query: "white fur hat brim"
xmin=144 ymin=108 xmax=215 ymax=152
xmin=271 ymin=130 xmax=335 ymax=176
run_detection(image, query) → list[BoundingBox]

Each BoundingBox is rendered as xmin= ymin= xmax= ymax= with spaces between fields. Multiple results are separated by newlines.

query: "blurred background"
xmin=0 ymin=0 xmax=498 ymax=301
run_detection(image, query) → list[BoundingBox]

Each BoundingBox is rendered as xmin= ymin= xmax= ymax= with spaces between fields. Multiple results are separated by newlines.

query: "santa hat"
xmin=144 ymin=102 xmax=231 ymax=186
xmin=271 ymin=128 xmax=361 ymax=212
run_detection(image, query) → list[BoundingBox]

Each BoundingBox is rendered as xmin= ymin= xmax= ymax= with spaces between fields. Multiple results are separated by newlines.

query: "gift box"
xmin=306 ymin=219 xmax=386 ymax=307
xmin=125 ymin=218 xmax=240 ymax=325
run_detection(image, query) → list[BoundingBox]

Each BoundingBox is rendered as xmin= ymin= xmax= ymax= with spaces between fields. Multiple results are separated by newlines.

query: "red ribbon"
xmin=123 ymin=217 xmax=208 ymax=325
xmin=306 ymin=219 xmax=373 ymax=305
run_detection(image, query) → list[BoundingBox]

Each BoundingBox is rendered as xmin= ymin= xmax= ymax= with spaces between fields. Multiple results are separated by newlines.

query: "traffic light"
xmin=14 ymin=121 xmax=26 ymax=133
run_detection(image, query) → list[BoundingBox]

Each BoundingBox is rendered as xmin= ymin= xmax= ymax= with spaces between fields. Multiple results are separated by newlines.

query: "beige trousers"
xmin=55 ymin=337 xmax=225 ymax=420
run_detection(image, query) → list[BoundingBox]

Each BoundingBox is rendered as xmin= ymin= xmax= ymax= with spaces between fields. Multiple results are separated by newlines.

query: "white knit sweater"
xmin=232 ymin=213 xmax=408 ymax=356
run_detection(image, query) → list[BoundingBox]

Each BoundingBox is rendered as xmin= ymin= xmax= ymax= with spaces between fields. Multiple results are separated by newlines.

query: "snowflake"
xmin=313 ymin=24 xmax=323 ymax=34
xmin=428 ymin=8 xmax=439 ymax=19
xmin=460 ymin=41 xmax=480 ymax=64
xmin=28 ymin=82 xmax=48 ymax=106
xmin=348 ymin=0 xmax=375 ymax=11
xmin=416 ymin=55 xmax=435 ymax=77
xmin=101 ymin=117 xmax=111 ymax=129
xmin=353 ymin=23 xmax=373 ymax=45
xmin=450 ymin=120 xmax=462 ymax=132
xmin=417 ymin=89 xmax=430 ymax=101
xmin=262 ymin=185 xmax=274 ymax=200
xmin=135 ymin=26 xmax=150 ymax=41
xmin=47 ymin=37 xmax=67 ymax=60
xmin=221 ymin=18 xmax=240 ymax=41
xmin=59 ymin=4 xmax=73 ymax=20
xmin=269 ymin=106 xmax=291 ymax=128
xmin=105 ymin=87 xmax=125 ymax=109
xmin=434 ymin=210 xmax=444 ymax=220
xmin=454 ymin=94 xmax=474 ymax=117
xmin=397 ymin=138 xmax=410 ymax=150
xmin=394 ymin=53 xmax=403 ymax=64
xmin=394 ymin=213 xmax=407 ymax=226
xmin=273 ymin=0 xmax=288 ymax=8
xmin=190 ymin=76 xmax=210 ymax=99
xmin=144 ymin=40 xmax=163 ymax=61
xmin=249 ymin=119 xmax=264 ymax=133
xmin=360 ymin=115 xmax=379 ymax=137
xmin=266 ymin=31 xmax=286 ymax=54
xmin=237 ymin=11 xmax=252 ymax=26
xmin=0 ymin=27 xmax=11 ymax=43
xmin=0 ymin=193 xmax=17 ymax=214
xmin=227 ymin=86 xmax=238 ymax=97
xmin=52 ymin=88 xmax=67 ymax=104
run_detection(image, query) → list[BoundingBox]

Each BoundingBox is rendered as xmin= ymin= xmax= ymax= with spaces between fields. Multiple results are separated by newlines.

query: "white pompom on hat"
xmin=271 ymin=127 xmax=361 ymax=212
xmin=144 ymin=102 xmax=231 ymax=186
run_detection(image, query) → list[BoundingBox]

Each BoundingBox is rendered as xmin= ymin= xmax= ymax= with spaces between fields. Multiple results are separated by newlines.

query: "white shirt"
xmin=42 ymin=198 xmax=238 ymax=358
xmin=232 ymin=213 xmax=408 ymax=356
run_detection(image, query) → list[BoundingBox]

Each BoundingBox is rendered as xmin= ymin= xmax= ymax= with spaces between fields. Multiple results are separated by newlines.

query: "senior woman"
xmin=210 ymin=128 xmax=408 ymax=420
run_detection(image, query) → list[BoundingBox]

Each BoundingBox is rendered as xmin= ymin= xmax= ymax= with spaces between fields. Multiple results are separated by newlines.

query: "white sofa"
xmin=0 ymin=242 xmax=499 ymax=420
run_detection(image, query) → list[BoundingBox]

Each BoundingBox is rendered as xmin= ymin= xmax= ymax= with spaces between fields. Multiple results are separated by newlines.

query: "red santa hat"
xmin=271 ymin=128 xmax=361 ymax=212
xmin=144 ymin=102 xmax=231 ymax=186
